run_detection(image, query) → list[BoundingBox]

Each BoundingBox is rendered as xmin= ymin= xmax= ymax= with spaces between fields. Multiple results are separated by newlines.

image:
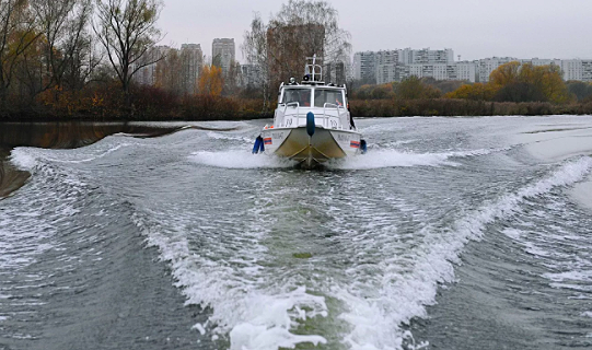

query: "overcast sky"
xmin=158 ymin=0 xmax=592 ymax=62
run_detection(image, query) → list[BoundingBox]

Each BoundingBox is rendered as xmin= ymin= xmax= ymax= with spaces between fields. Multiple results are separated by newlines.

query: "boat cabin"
xmin=273 ymin=56 xmax=354 ymax=130
xmin=279 ymin=86 xmax=345 ymax=109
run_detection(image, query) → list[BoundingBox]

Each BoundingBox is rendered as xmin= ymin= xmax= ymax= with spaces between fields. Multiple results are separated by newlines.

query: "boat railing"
xmin=276 ymin=102 xmax=300 ymax=127
xmin=276 ymin=103 xmax=349 ymax=129
xmin=323 ymin=103 xmax=348 ymax=129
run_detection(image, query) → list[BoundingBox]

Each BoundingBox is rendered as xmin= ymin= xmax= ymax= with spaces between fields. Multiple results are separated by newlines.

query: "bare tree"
xmin=93 ymin=0 xmax=164 ymax=108
xmin=62 ymin=35 xmax=104 ymax=90
xmin=222 ymin=59 xmax=242 ymax=96
xmin=31 ymin=0 xmax=92 ymax=91
xmin=155 ymin=47 xmax=183 ymax=96
xmin=242 ymin=13 xmax=271 ymax=111
xmin=0 ymin=0 xmax=41 ymax=115
xmin=269 ymin=0 xmax=351 ymax=83
xmin=242 ymin=1 xmax=351 ymax=111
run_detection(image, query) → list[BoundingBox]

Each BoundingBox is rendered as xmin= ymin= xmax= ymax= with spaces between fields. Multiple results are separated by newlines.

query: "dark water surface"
xmin=1 ymin=117 xmax=592 ymax=350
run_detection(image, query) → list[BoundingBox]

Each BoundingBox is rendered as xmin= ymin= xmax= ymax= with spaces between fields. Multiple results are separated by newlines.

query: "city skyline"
xmin=158 ymin=0 xmax=592 ymax=62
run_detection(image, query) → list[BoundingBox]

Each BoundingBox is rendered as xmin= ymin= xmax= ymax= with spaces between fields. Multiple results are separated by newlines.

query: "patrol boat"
xmin=253 ymin=56 xmax=366 ymax=168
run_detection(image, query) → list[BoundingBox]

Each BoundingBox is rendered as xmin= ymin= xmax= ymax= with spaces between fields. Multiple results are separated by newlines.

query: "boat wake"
xmin=10 ymin=140 xmax=132 ymax=170
xmin=188 ymin=148 xmax=495 ymax=170
xmin=189 ymin=151 xmax=297 ymax=169
xmin=7 ymin=125 xmax=592 ymax=350
xmin=327 ymin=148 xmax=494 ymax=170
xmin=156 ymin=155 xmax=592 ymax=350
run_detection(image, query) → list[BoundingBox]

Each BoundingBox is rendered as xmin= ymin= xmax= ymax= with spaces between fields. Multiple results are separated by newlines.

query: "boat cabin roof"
xmin=280 ymin=82 xmax=346 ymax=92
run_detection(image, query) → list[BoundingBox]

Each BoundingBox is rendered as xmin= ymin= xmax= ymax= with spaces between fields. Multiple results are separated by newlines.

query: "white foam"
xmin=189 ymin=151 xmax=296 ymax=169
xmin=133 ymin=211 xmax=328 ymax=350
xmin=582 ymin=311 xmax=592 ymax=318
xmin=10 ymin=148 xmax=38 ymax=171
xmin=331 ymin=149 xmax=492 ymax=170
xmin=331 ymin=156 xmax=592 ymax=349
xmin=50 ymin=143 xmax=130 ymax=164
xmin=10 ymin=142 xmax=130 ymax=172
xmin=142 ymin=155 xmax=592 ymax=350
xmin=192 ymin=323 xmax=207 ymax=335
xmin=206 ymin=131 xmax=253 ymax=143
xmin=543 ymin=270 xmax=592 ymax=282
xmin=228 ymin=288 xmax=328 ymax=350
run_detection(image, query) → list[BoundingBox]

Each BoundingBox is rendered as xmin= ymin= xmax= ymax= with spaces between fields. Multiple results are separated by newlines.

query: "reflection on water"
xmin=0 ymin=122 xmax=200 ymax=198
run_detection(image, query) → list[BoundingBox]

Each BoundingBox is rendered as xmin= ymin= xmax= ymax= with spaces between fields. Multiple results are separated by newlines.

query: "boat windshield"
xmin=314 ymin=89 xmax=344 ymax=108
xmin=282 ymin=89 xmax=311 ymax=107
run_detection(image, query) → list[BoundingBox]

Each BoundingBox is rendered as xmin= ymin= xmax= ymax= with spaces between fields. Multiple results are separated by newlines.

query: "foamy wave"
xmin=132 ymin=211 xmax=328 ymax=350
xmin=334 ymin=156 xmax=592 ymax=349
xmin=189 ymin=151 xmax=297 ymax=169
xmin=51 ymin=143 xmax=130 ymax=164
xmin=10 ymin=142 xmax=129 ymax=171
xmin=10 ymin=148 xmax=38 ymax=171
xmin=206 ymin=131 xmax=253 ymax=143
xmin=544 ymin=270 xmax=592 ymax=282
xmin=228 ymin=288 xmax=328 ymax=350
xmin=141 ymin=155 xmax=592 ymax=350
xmin=330 ymin=148 xmax=492 ymax=170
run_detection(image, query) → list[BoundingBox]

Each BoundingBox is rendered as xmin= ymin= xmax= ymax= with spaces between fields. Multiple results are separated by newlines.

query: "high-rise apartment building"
xmin=476 ymin=57 xmax=517 ymax=83
xmin=353 ymin=51 xmax=377 ymax=82
xmin=241 ymin=64 xmax=262 ymax=87
xmin=212 ymin=38 xmax=235 ymax=75
xmin=561 ymin=60 xmax=583 ymax=81
xmin=132 ymin=43 xmax=205 ymax=95
xmin=354 ymin=48 xmax=457 ymax=84
xmin=408 ymin=48 xmax=454 ymax=64
xmin=180 ymin=43 xmax=203 ymax=94
xmin=133 ymin=45 xmax=173 ymax=86
xmin=450 ymin=61 xmax=477 ymax=82
xmin=583 ymin=60 xmax=592 ymax=82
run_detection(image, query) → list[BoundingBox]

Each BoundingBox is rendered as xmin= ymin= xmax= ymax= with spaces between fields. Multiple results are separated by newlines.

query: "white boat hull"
xmin=260 ymin=126 xmax=361 ymax=168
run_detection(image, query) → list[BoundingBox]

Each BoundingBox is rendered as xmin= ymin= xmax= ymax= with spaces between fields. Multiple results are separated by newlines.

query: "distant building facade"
xmin=354 ymin=48 xmax=458 ymax=84
xmin=132 ymin=43 xmax=204 ymax=95
xmin=212 ymin=38 xmax=235 ymax=75
xmin=180 ymin=43 xmax=203 ymax=94
xmin=476 ymin=57 xmax=517 ymax=83
xmin=241 ymin=64 xmax=262 ymax=87
xmin=583 ymin=60 xmax=592 ymax=82
xmin=355 ymin=48 xmax=592 ymax=84
xmin=353 ymin=51 xmax=377 ymax=82
xmin=133 ymin=45 xmax=174 ymax=86
xmin=325 ymin=61 xmax=346 ymax=85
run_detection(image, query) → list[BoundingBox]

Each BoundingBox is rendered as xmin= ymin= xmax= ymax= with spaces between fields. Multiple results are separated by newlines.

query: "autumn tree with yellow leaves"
xmin=445 ymin=83 xmax=497 ymax=101
xmin=198 ymin=64 xmax=223 ymax=96
xmin=447 ymin=61 xmax=574 ymax=104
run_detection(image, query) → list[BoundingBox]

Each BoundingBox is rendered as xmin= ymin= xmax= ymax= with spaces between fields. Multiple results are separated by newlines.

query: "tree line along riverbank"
xmin=3 ymin=61 xmax=592 ymax=121
xmin=2 ymin=76 xmax=591 ymax=121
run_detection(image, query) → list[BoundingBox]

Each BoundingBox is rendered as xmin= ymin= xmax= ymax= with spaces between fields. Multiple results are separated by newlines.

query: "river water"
xmin=1 ymin=116 xmax=592 ymax=350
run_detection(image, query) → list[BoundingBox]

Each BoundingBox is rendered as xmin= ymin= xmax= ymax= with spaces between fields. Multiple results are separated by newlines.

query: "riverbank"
xmin=2 ymin=96 xmax=592 ymax=121
xmin=349 ymin=99 xmax=592 ymax=118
